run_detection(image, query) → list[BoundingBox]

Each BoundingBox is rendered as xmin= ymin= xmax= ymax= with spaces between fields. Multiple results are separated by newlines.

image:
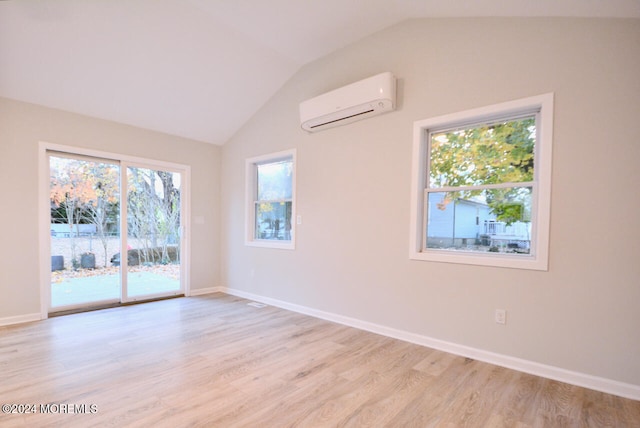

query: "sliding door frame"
xmin=39 ymin=142 xmax=191 ymax=318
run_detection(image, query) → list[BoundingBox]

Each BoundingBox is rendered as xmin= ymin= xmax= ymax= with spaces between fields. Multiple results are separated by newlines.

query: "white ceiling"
xmin=1 ymin=0 xmax=639 ymax=145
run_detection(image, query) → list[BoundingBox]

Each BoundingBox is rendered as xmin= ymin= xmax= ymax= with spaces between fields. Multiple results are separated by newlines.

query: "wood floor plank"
xmin=0 ymin=293 xmax=638 ymax=427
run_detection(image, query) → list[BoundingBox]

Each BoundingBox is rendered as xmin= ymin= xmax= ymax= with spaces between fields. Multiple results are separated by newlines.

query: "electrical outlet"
xmin=495 ymin=309 xmax=507 ymax=325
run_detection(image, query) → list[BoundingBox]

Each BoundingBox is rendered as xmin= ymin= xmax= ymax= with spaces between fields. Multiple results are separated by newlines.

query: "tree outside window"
xmin=410 ymin=94 xmax=554 ymax=270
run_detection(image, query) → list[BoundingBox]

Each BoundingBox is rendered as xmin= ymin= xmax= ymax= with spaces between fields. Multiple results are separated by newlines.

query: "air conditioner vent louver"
xmin=299 ymin=72 xmax=396 ymax=132
xmin=309 ymin=108 xmax=375 ymax=129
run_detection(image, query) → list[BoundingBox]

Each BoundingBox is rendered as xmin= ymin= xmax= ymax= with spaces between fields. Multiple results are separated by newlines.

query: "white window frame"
xmin=409 ymin=93 xmax=553 ymax=270
xmin=245 ymin=149 xmax=296 ymax=250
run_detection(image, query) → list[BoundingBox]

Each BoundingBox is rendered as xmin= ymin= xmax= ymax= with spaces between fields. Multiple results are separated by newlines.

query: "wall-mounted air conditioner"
xmin=299 ymin=72 xmax=396 ymax=132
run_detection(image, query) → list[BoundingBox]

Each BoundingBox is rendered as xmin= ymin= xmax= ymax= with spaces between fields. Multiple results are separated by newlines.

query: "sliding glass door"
xmin=48 ymin=151 xmax=185 ymax=312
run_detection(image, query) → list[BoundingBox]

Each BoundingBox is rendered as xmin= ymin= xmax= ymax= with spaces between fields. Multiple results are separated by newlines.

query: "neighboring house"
xmin=427 ymin=195 xmax=530 ymax=250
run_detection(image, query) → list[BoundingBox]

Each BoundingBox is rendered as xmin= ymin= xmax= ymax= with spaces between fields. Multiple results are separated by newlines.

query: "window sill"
xmin=245 ymin=240 xmax=295 ymax=250
xmin=410 ymin=249 xmax=547 ymax=271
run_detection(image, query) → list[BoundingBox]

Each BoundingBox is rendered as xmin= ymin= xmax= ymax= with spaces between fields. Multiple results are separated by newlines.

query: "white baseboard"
xmin=188 ymin=286 xmax=223 ymax=296
xmin=0 ymin=313 xmax=42 ymax=327
xmin=220 ymin=286 xmax=640 ymax=401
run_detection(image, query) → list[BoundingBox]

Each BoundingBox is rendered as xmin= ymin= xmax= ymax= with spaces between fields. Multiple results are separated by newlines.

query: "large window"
xmin=410 ymin=94 xmax=553 ymax=270
xmin=245 ymin=149 xmax=296 ymax=249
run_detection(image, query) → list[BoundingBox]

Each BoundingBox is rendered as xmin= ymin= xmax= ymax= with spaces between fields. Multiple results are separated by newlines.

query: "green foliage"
xmin=429 ymin=116 xmax=535 ymax=188
xmin=486 ymin=187 xmax=532 ymax=225
xmin=491 ymin=202 xmax=524 ymax=226
xmin=429 ymin=116 xmax=535 ymax=220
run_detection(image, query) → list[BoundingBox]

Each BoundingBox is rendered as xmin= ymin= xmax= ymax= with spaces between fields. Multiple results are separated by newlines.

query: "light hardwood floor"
xmin=1 ymin=293 xmax=638 ymax=427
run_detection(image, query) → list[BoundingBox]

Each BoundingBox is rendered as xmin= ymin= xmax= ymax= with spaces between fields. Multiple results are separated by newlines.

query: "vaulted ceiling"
xmin=1 ymin=0 xmax=638 ymax=144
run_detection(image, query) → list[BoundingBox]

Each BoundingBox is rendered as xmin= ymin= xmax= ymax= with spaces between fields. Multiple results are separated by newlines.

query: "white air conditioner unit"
xmin=299 ymin=72 xmax=396 ymax=132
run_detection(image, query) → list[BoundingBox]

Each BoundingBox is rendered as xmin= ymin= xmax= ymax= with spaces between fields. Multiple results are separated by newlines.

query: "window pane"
xmin=257 ymin=160 xmax=292 ymax=201
xmin=49 ymin=155 xmax=121 ymax=308
xmin=255 ymin=201 xmax=292 ymax=241
xmin=429 ymin=117 xmax=535 ymax=188
xmin=127 ymin=167 xmax=181 ymax=298
xmin=426 ymin=187 xmax=532 ymax=254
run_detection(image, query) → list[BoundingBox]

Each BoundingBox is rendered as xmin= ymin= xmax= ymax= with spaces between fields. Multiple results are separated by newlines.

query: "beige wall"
xmin=221 ymin=18 xmax=640 ymax=386
xmin=0 ymin=97 xmax=221 ymax=318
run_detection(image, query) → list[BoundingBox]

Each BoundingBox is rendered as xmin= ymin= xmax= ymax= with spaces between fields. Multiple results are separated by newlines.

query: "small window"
xmin=410 ymin=94 xmax=553 ymax=270
xmin=245 ymin=149 xmax=296 ymax=249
